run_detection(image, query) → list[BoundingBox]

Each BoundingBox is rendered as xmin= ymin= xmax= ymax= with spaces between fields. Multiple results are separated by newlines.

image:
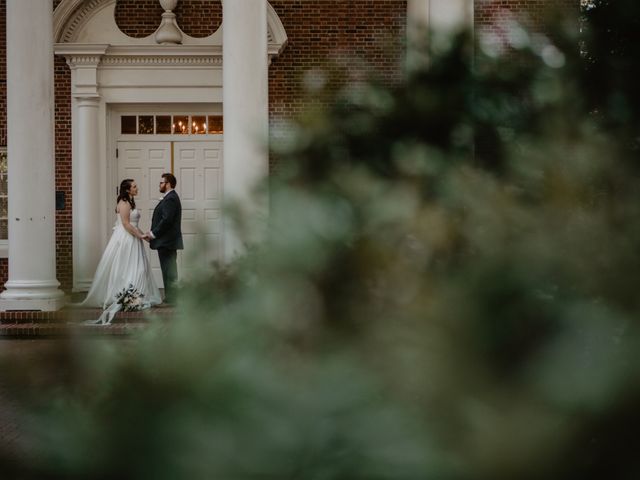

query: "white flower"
xmin=115 ymin=283 xmax=145 ymax=312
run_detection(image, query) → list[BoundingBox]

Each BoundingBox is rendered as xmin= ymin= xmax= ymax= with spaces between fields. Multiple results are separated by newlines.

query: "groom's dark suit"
xmin=150 ymin=189 xmax=183 ymax=303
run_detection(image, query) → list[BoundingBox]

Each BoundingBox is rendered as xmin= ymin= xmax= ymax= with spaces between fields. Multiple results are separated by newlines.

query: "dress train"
xmin=77 ymin=209 xmax=161 ymax=324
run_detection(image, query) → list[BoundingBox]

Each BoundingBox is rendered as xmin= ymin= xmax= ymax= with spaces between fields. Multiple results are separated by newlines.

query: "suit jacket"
xmin=150 ymin=190 xmax=184 ymax=250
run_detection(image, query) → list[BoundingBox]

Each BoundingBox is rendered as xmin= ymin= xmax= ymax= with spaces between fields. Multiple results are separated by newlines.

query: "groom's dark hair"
xmin=162 ymin=173 xmax=177 ymax=188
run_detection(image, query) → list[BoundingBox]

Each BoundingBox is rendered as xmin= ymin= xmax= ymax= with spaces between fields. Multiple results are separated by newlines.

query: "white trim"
xmin=54 ymin=0 xmax=102 ymax=43
xmin=107 ymin=104 xmax=224 ymax=251
xmin=267 ymin=2 xmax=288 ymax=55
xmin=52 ymin=0 xmax=285 ymax=288
xmin=54 ymin=0 xmax=288 ymax=56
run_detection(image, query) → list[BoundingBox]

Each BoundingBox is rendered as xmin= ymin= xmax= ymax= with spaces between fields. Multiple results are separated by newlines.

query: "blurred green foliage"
xmin=3 ymin=2 xmax=640 ymax=479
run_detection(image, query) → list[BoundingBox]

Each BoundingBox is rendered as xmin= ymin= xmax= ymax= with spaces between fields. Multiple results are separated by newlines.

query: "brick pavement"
xmin=0 ymin=339 xmax=96 ymax=468
xmin=0 ymin=306 xmax=175 ymax=466
xmin=0 ymin=305 xmax=175 ymax=338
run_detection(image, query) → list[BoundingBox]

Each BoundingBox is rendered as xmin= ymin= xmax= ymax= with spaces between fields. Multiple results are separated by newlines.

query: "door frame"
xmin=109 ymin=104 xmax=224 ymax=287
xmin=108 ymin=104 xmax=222 ymax=237
xmin=114 ymin=137 xmax=224 ymax=287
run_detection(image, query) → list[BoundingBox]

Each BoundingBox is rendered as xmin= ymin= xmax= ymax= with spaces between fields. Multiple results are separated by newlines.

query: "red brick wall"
xmin=54 ymin=55 xmax=73 ymax=292
xmin=268 ymin=1 xmax=408 ymax=172
xmin=475 ymin=0 xmax=580 ymax=49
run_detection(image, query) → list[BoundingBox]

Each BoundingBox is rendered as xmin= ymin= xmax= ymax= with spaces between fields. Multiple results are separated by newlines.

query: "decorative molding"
xmin=101 ymin=45 xmax=222 ymax=67
xmin=76 ymin=96 xmax=101 ymax=105
xmin=54 ymin=0 xmax=288 ymax=57
xmin=106 ymin=45 xmax=221 ymax=56
xmin=55 ymin=0 xmax=114 ymax=44
xmin=267 ymin=2 xmax=288 ymax=55
xmin=54 ymin=45 xmax=109 ymax=98
xmin=54 ymin=44 xmax=110 ymax=55
xmin=65 ymin=56 xmax=103 ymax=67
xmin=54 ymin=44 xmax=109 ymax=68
xmin=102 ymin=56 xmax=222 ymax=67
xmin=55 ymin=43 xmax=221 ymax=68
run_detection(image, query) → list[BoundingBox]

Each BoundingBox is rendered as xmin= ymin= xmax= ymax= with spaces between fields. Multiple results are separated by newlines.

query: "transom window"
xmin=120 ymin=114 xmax=224 ymax=135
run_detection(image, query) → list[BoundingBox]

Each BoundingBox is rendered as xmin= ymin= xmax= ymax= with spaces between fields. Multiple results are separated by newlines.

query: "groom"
xmin=147 ymin=173 xmax=183 ymax=304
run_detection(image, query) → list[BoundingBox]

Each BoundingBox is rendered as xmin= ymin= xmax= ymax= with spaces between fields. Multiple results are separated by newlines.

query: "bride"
xmin=80 ymin=178 xmax=162 ymax=323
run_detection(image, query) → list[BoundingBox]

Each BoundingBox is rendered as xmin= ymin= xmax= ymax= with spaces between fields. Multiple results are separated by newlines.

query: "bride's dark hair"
xmin=116 ymin=178 xmax=136 ymax=211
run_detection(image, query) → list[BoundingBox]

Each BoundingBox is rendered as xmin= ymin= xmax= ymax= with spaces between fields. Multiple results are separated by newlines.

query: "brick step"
xmin=0 ymin=306 xmax=175 ymax=325
xmin=0 ymin=307 xmax=175 ymax=337
xmin=0 ymin=321 xmax=149 ymax=338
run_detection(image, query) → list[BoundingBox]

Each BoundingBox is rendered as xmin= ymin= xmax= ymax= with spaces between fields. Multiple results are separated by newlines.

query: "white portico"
xmin=1 ymin=0 xmax=471 ymax=311
xmin=52 ymin=0 xmax=286 ymax=294
xmin=0 ymin=0 xmax=286 ymax=309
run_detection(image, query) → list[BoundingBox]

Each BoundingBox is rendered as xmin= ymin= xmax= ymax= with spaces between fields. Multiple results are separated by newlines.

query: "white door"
xmin=117 ymin=140 xmax=223 ymax=287
xmin=117 ymin=141 xmax=171 ymax=287
xmin=174 ymin=141 xmax=224 ymax=279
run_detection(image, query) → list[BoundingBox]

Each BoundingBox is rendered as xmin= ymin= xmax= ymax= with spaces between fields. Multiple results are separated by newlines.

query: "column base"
xmin=0 ymin=296 xmax=66 ymax=312
xmin=72 ymin=280 xmax=92 ymax=293
xmin=0 ymin=281 xmax=66 ymax=311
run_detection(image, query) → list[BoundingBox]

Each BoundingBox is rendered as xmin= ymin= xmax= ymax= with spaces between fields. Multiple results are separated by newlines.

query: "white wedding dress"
xmin=80 ymin=209 xmax=161 ymax=324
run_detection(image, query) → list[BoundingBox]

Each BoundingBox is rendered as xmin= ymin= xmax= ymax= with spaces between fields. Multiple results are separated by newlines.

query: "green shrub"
xmin=3 ymin=3 xmax=640 ymax=478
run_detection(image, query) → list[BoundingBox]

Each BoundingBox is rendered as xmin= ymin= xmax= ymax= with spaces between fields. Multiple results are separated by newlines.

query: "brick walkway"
xmin=0 ymin=305 xmax=175 ymax=465
xmin=1 ymin=339 xmax=122 ymax=467
xmin=0 ymin=305 xmax=175 ymax=338
xmin=1 ymin=340 xmax=63 ymax=460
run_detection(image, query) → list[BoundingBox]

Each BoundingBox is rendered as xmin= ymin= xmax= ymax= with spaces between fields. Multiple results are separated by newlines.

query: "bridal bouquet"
xmin=115 ymin=284 xmax=145 ymax=312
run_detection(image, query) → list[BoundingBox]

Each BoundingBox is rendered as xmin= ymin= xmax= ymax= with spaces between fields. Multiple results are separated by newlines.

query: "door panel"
xmin=117 ymin=141 xmax=171 ymax=287
xmin=174 ymin=141 xmax=224 ymax=279
xmin=116 ymin=139 xmax=224 ymax=288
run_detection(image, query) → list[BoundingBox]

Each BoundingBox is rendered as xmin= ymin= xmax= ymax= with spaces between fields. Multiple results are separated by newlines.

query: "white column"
xmin=74 ymin=97 xmax=102 ymax=291
xmin=407 ymin=0 xmax=474 ymax=65
xmin=54 ymin=46 xmax=107 ymax=292
xmin=407 ymin=0 xmax=431 ymax=40
xmin=428 ymin=0 xmax=474 ymax=34
xmin=1 ymin=0 xmax=65 ymax=310
xmin=222 ymin=0 xmax=269 ymax=260
xmin=407 ymin=0 xmax=431 ymax=70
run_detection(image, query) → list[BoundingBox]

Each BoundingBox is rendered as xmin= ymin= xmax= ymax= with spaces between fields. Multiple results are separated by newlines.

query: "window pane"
xmin=208 ymin=115 xmax=223 ymax=134
xmin=173 ymin=115 xmax=189 ymax=135
xmin=156 ymin=115 xmax=172 ymax=134
xmin=121 ymin=116 xmax=137 ymax=134
xmin=192 ymin=116 xmax=206 ymax=135
xmin=0 ymin=197 xmax=7 ymax=218
xmin=0 ymin=220 xmax=6 ymax=240
xmin=138 ymin=115 xmax=154 ymax=134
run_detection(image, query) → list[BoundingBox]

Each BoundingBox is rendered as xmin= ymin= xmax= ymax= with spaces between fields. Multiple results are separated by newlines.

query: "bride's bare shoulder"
xmin=116 ymin=200 xmax=131 ymax=214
